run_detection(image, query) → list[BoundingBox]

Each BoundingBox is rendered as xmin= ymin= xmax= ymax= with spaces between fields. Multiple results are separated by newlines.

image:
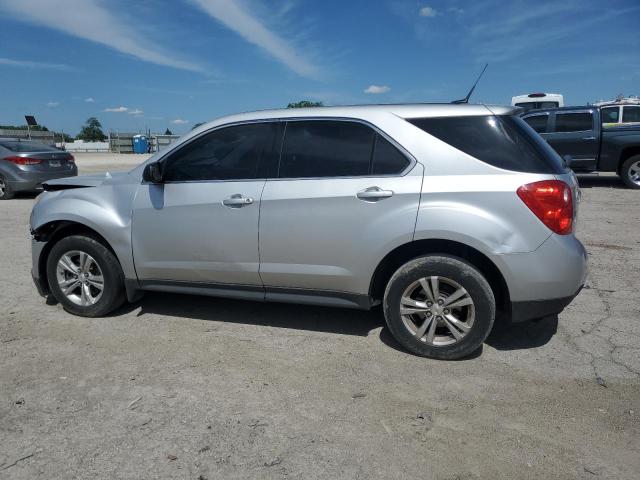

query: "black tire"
xmin=620 ymin=155 xmax=640 ymax=189
xmin=0 ymin=175 xmax=15 ymax=200
xmin=46 ymin=235 xmax=126 ymax=317
xmin=383 ymin=255 xmax=495 ymax=360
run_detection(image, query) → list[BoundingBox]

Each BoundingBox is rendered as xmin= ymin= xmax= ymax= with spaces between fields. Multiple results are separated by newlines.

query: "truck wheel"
xmin=0 ymin=175 xmax=14 ymax=200
xmin=46 ymin=235 xmax=126 ymax=317
xmin=620 ymin=155 xmax=640 ymax=189
xmin=383 ymin=255 xmax=495 ymax=360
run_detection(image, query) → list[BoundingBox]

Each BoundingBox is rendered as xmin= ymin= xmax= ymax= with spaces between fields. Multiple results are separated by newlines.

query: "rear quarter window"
xmin=408 ymin=115 xmax=565 ymax=174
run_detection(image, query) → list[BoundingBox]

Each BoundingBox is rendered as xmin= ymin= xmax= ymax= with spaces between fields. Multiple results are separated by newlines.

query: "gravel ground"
xmin=1 ymin=153 xmax=638 ymax=479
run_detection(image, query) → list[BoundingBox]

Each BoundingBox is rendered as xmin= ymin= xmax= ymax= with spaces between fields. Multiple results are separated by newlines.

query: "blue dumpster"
xmin=132 ymin=135 xmax=149 ymax=154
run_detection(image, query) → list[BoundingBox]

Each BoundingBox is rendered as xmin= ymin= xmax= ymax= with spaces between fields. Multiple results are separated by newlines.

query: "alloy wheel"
xmin=627 ymin=160 xmax=640 ymax=186
xmin=399 ymin=276 xmax=475 ymax=346
xmin=55 ymin=250 xmax=105 ymax=306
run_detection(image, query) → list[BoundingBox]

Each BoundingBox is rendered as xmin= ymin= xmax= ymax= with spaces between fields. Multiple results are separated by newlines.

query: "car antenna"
xmin=451 ymin=63 xmax=488 ymax=104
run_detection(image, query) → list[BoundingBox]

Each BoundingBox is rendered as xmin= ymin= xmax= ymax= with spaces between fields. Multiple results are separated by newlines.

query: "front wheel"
xmin=46 ymin=235 xmax=126 ymax=317
xmin=383 ymin=255 xmax=495 ymax=360
xmin=620 ymin=155 xmax=640 ymax=189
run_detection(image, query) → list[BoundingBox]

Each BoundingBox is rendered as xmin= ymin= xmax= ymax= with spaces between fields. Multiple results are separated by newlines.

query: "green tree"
xmin=287 ymin=100 xmax=324 ymax=109
xmin=164 ymin=128 xmax=173 ymax=135
xmin=76 ymin=117 xmax=106 ymax=142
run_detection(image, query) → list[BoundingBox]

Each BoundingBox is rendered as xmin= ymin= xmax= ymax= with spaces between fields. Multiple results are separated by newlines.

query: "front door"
xmin=132 ymin=122 xmax=279 ymax=286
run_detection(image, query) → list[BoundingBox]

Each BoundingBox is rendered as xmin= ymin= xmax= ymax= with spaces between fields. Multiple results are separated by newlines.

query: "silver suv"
xmin=29 ymin=104 xmax=587 ymax=359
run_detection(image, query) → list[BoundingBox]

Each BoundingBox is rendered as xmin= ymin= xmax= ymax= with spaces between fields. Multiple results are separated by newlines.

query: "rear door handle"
xmin=357 ymin=186 xmax=394 ymax=201
xmin=223 ymin=194 xmax=254 ymax=207
xmin=582 ymin=136 xmax=596 ymax=140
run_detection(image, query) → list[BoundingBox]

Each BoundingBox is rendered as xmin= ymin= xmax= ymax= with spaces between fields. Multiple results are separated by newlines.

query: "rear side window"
xmin=622 ymin=106 xmax=640 ymax=123
xmin=0 ymin=141 xmax=59 ymax=152
xmin=408 ymin=115 xmax=565 ymax=174
xmin=279 ymin=121 xmax=374 ymax=178
xmin=523 ymin=114 xmax=548 ymax=133
xmin=554 ymin=112 xmax=593 ymax=132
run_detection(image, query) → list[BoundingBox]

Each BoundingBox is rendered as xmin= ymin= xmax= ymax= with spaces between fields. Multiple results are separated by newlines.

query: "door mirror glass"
xmin=143 ymin=162 xmax=163 ymax=183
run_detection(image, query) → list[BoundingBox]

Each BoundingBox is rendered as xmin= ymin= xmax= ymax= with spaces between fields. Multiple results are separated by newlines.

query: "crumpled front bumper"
xmin=31 ymin=236 xmax=49 ymax=297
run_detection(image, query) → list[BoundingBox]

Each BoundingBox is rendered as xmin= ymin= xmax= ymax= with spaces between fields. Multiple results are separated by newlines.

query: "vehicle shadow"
xmin=116 ymin=293 xmax=557 ymax=357
xmin=485 ymin=315 xmax=558 ymax=351
xmin=120 ymin=291 xmax=383 ymax=337
xmin=576 ymin=175 xmax=625 ymax=189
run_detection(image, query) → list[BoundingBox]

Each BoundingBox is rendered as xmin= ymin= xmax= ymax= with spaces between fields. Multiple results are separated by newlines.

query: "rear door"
xmin=546 ymin=110 xmax=599 ymax=171
xmin=259 ymin=119 xmax=423 ymax=300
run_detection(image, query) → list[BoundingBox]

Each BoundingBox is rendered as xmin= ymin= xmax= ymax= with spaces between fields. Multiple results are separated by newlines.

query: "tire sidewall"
xmin=46 ymin=235 xmax=124 ymax=317
xmin=383 ymin=254 xmax=495 ymax=360
xmin=621 ymin=155 xmax=640 ymax=189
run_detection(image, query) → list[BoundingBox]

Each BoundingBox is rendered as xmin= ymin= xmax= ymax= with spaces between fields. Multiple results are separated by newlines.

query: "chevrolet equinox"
xmin=30 ymin=104 xmax=587 ymax=359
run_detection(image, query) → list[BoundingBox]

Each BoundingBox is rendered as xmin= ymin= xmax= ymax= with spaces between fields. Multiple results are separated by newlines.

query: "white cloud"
xmin=104 ymin=106 xmax=128 ymax=112
xmin=0 ymin=57 xmax=74 ymax=70
xmin=419 ymin=6 xmax=437 ymax=17
xmin=0 ymin=0 xmax=203 ymax=72
xmin=47 ymin=101 xmax=60 ymax=107
xmin=171 ymin=118 xmax=189 ymax=125
xmin=364 ymin=85 xmax=390 ymax=94
xmin=190 ymin=0 xmax=319 ymax=78
xmin=127 ymin=109 xmax=144 ymax=116
xmin=84 ymin=97 xmax=95 ymax=103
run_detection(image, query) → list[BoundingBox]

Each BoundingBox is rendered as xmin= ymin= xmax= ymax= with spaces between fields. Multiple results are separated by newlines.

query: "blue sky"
xmin=1 ymin=0 xmax=638 ymax=135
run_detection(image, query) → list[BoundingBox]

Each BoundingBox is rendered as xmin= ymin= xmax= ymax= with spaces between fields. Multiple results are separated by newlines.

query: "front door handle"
xmin=223 ymin=194 xmax=254 ymax=207
xmin=357 ymin=186 xmax=394 ymax=202
xmin=582 ymin=136 xmax=596 ymax=140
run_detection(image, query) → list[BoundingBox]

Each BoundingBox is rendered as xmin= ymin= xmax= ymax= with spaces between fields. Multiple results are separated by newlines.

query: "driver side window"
xmin=163 ymin=123 xmax=277 ymax=181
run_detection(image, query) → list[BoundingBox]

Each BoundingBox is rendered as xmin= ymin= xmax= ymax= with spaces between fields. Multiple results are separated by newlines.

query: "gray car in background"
xmin=29 ymin=104 xmax=587 ymax=359
xmin=0 ymin=139 xmax=77 ymax=199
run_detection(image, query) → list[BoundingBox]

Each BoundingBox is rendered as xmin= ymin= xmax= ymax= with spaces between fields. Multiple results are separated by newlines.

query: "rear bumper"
xmin=495 ymin=233 xmax=588 ymax=302
xmin=510 ymin=285 xmax=583 ymax=323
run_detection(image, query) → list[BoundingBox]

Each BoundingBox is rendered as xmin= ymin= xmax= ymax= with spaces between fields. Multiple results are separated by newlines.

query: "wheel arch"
xmin=34 ymin=220 xmax=127 ymax=298
xmin=618 ymin=147 xmax=640 ymax=174
xmin=369 ymin=238 xmax=511 ymax=320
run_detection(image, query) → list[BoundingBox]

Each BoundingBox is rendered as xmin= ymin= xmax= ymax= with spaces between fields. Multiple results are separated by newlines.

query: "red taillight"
xmin=65 ymin=154 xmax=75 ymax=163
xmin=517 ymin=180 xmax=573 ymax=235
xmin=5 ymin=155 xmax=42 ymax=165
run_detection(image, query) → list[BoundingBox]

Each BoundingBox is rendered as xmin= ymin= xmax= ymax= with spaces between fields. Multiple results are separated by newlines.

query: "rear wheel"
xmin=620 ymin=155 xmax=640 ymax=189
xmin=383 ymin=255 xmax=495 ymax=360
xmin=46 ymin=235 xmax=125 ymax=317
xmin=0 ymin=175 xmax=14 ymax=200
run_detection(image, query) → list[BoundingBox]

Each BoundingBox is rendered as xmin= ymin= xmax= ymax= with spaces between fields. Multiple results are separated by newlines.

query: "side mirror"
xmin=143 ymin=162 xmax=163 ymax=183
xmin=562 ymin=155 xmax=573 ymax=168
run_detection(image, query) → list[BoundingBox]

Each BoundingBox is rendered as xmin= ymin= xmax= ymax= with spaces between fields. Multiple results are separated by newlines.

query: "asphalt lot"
xmin=1 ymin=153 xmax=638 ymax=479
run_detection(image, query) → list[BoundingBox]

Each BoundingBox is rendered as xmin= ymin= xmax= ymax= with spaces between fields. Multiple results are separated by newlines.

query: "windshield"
xmin=515 ymin=101 xmax=560 ymax=111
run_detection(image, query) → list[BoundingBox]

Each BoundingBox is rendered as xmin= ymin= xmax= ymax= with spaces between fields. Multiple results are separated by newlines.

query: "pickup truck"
xmin=521 ymin=106 xmax=640 ymax=189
